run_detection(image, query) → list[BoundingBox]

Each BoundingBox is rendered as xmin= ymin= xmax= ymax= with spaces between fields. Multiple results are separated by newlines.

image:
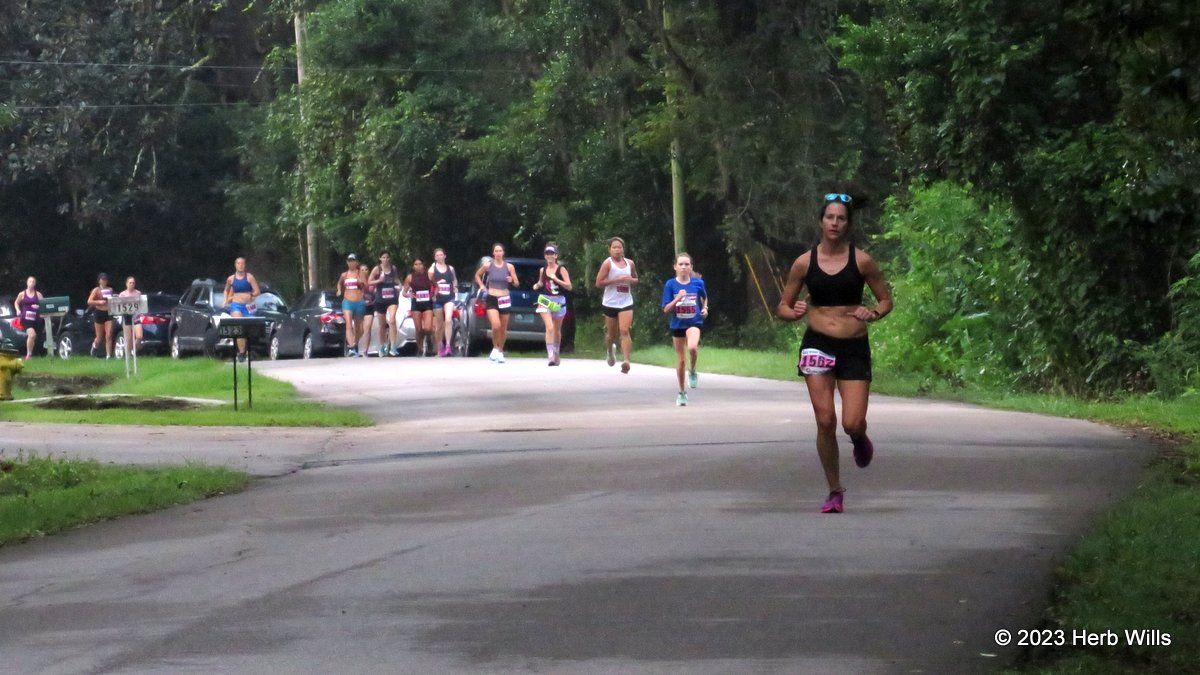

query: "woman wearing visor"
xmin=533 ymin=242 xmax=572 ymax=366
xmin=776 ymin=193 xmax=892 ymax=514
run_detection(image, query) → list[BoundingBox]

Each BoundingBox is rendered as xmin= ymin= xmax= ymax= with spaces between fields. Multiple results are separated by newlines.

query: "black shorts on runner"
xmin=483 ymin=295 xmax=511 ymax=315
xmin=411 ymin=301 xmax=434 ymax=313
xmin=373 ymin=299 xmax=397 ymax=314
xmin=94 ymin=310 xmax=112 ymax=324
xmin=799 ymin=328 xmax=872 ymax=381
xmin=671 ymin=327 xmax=700 ymax=338
xmin=602 ymin=305 xmax=632 ymax=318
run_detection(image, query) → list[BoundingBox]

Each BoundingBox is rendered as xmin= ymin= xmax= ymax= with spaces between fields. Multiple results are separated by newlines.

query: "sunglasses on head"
xmin=824 ymin=193 xmax=853 ymax=204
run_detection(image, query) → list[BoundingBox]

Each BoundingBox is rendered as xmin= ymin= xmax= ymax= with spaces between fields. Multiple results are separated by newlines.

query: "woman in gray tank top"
xmin=473 ymin=243 xmax=518 ymax=363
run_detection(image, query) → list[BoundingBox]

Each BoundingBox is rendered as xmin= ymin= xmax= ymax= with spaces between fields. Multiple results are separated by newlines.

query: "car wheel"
xmin=269 ymin=334 xmax=282 ymax=361
xmin=57 ymin=334 xmax=73 ymax=360
xmin=452 ymin=323 xmax=468 ymax=357
xmin=202 ymin=327 xmax=216 ymax=357
xmin=114 ymin=334 xmax=126 ymax=359
xmin=171 ymin=333 xmax=184 ymax=359
xmin=302 ymin=333 xmax=314 ymax=359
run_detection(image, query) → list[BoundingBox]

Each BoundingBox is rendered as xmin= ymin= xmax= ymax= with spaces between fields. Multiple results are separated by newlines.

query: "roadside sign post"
xmin=216 ymin=317 xmax=267 ymax=410
xmin=39 ymin=296 xmax=70 ymax=356
xmin=108 ymin=295 xmax=148 ymax=379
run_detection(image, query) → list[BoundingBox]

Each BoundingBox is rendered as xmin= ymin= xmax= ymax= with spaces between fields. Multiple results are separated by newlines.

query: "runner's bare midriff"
xmin=807 ymin=306 xmax=867 ymax=339
xmin=231 ymin=292 xmax=253 ymax=304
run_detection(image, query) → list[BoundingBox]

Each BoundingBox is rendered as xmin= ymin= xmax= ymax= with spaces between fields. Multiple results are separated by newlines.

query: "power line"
xmin=0 ymin=59 xmax=521 ymax=74
xmin=8 ymin=102 xmax=265 ymax=111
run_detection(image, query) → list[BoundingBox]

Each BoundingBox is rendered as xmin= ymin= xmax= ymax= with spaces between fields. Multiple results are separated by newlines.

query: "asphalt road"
xmin=0 ymin=356 xmax=1153 ymax=673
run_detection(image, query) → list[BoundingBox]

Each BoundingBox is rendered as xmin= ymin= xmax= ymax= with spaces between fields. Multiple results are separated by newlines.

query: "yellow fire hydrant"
xmin=0 ymin=352 xmax=22 ymax=401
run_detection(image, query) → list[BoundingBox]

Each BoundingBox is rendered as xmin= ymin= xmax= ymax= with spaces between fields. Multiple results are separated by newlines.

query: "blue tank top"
xmin=231 ymin=273 xmax=253 ymax=294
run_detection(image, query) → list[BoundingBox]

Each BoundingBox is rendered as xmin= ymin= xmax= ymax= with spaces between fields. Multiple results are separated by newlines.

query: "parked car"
xmin=460 ymin=257 xmax=575 ymax=356
xmin=56 ymin=307 xmax=109 ymax=359
xmin=169 ymin=279 xmax=288 ymax=359
xmin=268 ymin=289 xmax=348 ymax=359
xmin=3 ymin=293 xmax=51 ymax=356
xmin=101 ymin=292 xmax=178 ymax=358
xmin=0 ymin=313 xmax=23 ymax=353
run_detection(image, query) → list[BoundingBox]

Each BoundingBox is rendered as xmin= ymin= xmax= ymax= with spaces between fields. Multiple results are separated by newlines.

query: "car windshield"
xmin=255 ymin=293 xmax=286 ymax=312
xmin=147 ymin=295 xmax=178 ymax=313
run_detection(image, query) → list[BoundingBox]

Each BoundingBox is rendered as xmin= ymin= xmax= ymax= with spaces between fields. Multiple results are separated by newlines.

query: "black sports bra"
xmin=805 ymin=245 xmax=864 ymax=306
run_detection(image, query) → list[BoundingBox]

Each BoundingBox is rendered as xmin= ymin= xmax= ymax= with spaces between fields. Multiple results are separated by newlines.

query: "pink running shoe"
xmin=851 ymin=434 xmax=874 ymax=468
xmin=820 ymin=490 xmax=844 ymax=514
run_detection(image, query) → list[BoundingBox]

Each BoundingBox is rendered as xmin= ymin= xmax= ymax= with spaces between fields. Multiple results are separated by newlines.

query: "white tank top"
xmin=602 ymin=257 xmax=634 ymax=309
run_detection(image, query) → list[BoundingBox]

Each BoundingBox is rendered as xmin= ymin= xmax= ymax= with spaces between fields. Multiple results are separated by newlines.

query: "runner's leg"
xmin=618 ymin=309 xmax=633 ymax=370
xmin=805 ymin=374 xmax=843 ymax=493
xmin=673 ymin=335 xmax=686 ymax=391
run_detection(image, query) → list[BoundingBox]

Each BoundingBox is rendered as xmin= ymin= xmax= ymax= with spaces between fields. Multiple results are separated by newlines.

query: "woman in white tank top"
xmin=594 ymin=236 xmax=638 ymax=373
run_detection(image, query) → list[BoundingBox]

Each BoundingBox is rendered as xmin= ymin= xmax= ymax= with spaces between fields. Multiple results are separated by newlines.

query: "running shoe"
xmin=820 ymin=490 xmax=845 ymax=514
xmin=496 ymin=351 xmax=506 ymax=363
xmin=552 ymin=354 xmax=561 ymax=366
xmin=621 ymin=361 xmax=630 ymax=374
xmin=489 ymin=348 xmax=499 ymax=361
xmin=688 ymin=369 xmax=698 ymax=389
xmin=606 ymin=343 xmax=616 ymax=367
xmin=851 ymin=434 xmax=875 ymax=468
xmin=675 ymin=392 xmax=688 ymax=406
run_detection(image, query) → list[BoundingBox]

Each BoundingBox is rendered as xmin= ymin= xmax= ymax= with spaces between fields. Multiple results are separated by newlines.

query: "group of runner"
xmin=12 ymin=273 xmax=150 ymax=360
xmin=12 ymin=193 xmax=890 ymax=513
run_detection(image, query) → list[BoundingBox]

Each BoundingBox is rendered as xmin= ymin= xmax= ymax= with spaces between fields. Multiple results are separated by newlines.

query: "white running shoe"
xmin=496 ymin=351 xmax=506 ymax=363
xmin=489 ymin=348 xmax=499 ymax=361
xmin=606 ymin=343 xmax=616 ymax=367
xmin=675 ymin=392 xmax=688 ymax=406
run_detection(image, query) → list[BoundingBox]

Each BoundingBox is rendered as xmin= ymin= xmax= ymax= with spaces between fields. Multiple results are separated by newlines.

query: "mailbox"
xmin=217 ymin=316 xmax=268 ymax=339
xmin=40 ymin=296 xmax=70 ymax=317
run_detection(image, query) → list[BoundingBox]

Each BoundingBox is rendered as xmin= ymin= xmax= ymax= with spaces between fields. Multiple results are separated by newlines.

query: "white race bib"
xmin=415 ymin=290 xmax=431 ymax=302
xmin=437 ymin=281 xmax=452 ymax=296
xmin=497 ymin=295 xmax=512 ymax=310
xmin=24 ymin=309 xmax=37 ymax=321
xmin=616 ymin=284 xmax=630 ymax=294
xmin=381 ymin=286 xmax=396 ymax=299
xmin=798 ymin=348 xmax=837 ymax=376
xmin=674 ymin=294 xmax=698 ymax=320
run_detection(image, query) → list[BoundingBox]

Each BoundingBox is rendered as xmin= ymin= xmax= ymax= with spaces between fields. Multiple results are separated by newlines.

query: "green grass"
xmin=0 ymin=454 xmax=249 ymax=546
xmin=616 ymin=342 xmax=1199 ymax=672
xmin=1 ymin=357 xmax=370 ymax=427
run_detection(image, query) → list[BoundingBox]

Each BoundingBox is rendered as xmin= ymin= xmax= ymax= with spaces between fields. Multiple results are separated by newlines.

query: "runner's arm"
xmin=335 ymin=273 xmax=344 ymax=297
xmin=368 ymin=266 xmax=383 ymax=285
xmin=248 ymin=273 xmax=261 ymax=298
xmin=507 ymin=263 xmax=519 ymax=288
xmin=594 ymin=259 xmax=612 ymax=288
xmin=858 ymin=251 xmax=893 ymax=321
xmin=626 ymin=260 xmax=639 ymax=286
xmin=557 ymin=266 xmax=573 ymax=291
xmin=775 ymin=255 xmax=810 ymax=321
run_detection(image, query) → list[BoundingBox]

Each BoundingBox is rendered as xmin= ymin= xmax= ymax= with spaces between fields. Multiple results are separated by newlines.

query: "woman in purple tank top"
xmin=14 ymin=276 xmax=44 ymax=359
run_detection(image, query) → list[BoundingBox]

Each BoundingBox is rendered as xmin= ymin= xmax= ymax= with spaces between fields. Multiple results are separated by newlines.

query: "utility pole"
xmin=295 ymin=11 xmax=319 ymax=290
xmin=663 ymin=3 xmax=685 ymax=254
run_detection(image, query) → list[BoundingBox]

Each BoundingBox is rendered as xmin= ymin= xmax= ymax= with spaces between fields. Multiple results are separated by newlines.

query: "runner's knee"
xmin=815 ymin=411 xmax=837 ymax=434
xmin=843 ymin=419 xmax=866 ymax=438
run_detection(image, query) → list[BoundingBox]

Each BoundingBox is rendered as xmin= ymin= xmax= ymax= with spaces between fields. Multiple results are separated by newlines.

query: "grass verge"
xmin=0 ymin=455 xmax=249 ymax=547
xmin=622 ymin=343 xmax=1198 ymax=671
xmin=2 ymin=357 xmax=370 ymax=427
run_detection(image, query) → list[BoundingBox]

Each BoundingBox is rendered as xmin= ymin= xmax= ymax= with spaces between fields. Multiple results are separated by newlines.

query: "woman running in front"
xmin=87 ymin=272 xmax=116 ymax=358
xmin=368 ymin=251 xmax=401 ymax=356
xmin=474 ymin=243 xmax=518 ymax=363
xmin=224 ymin=257 xmax=261 ymax=361
xmin=337 ymin=254 xmax=368 ymax=357
xmin=430 ymin=248 xmax=458 ymax=356
xmin=403 ymin=258 xmax=436 ymax=356
xmin=662 ymin=252 xmax=708 ymax=406
xmin=533 ymin=242 xmax=572 ymax=366
xmin=14 ymin=276 xmax=43 ymax=360
xmin=595 ymin=236 xmax=638 ymax=373
xmin=776 ymin=193 xmax=892 ymax=514
xmin=118 ymin=276 xmax=144 ymax=355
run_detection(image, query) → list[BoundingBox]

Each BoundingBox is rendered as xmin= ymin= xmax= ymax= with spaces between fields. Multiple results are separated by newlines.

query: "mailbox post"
xmin=39 ymin=296 xmax=70 ymax=356
xmin=108 ymin=295 xmax=148 ymax=378
xmin=216 ymin=317 xmax=267 ymax=410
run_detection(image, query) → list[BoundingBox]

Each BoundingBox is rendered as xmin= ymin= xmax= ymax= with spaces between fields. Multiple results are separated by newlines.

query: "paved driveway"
xmin=0 ymin=357 xmax=1152 ymax=672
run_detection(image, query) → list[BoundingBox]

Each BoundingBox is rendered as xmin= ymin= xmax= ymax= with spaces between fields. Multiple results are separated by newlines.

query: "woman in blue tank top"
xmin=776 ymin=193 xmax=893 ymax=514
xmin=224 ymin=257 xmax=261 ymax=361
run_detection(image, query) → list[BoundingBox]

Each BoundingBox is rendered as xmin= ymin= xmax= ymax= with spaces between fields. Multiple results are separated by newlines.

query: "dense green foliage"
xmin=4 ymin=0 xmax=1197 ymax=396
xmin=0 ymin=1 xmax=274 ymax=300
xmin=836 ymin=0 xmax=1200 ymax=393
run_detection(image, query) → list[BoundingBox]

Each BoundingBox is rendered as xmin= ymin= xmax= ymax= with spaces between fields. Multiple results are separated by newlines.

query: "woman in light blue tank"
xmin=473 ymin=243 xmax=518 ymax=363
